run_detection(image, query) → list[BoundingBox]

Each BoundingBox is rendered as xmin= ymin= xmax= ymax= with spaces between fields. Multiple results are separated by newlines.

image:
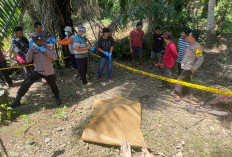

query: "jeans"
xmin=75 ymin=58 xmax=88 ymax=84
xmin=97 ymin=57 xmax=112 ymax=80
xmin=17 ymin=71 xmax=59 ymax=98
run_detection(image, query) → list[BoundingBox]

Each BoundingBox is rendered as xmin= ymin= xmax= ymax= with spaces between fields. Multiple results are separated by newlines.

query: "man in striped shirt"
xmin=177 ymin=27 xmax=191 ymax=75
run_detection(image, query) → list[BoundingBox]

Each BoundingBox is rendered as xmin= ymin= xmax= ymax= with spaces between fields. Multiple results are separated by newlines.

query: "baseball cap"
xmin=78 ymin=26 xmax=86 ymax=32
xmin=31 ymin=33 xmax=43 ymax=42
xmin=136 ymin=21 xmax=143 ymax=27
xmin=161 ymin=32 xmax=172 ymax=38
xmin=64 ymin=26 xmax=73 ymax=33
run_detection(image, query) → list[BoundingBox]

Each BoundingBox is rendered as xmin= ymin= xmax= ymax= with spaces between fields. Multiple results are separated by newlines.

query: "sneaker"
xmin=84 ymin=82 xmax=93 ymax=86
xmin=108 ymin=79 xmax=113 ymax=83
xmin=55 ymin=97 xmax=62 ymax=106
xmin=175 ymin=96 xmax=181 ymax=102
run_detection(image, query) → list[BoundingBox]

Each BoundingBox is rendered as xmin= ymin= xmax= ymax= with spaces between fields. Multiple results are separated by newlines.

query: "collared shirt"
xmin=181 ymin=41 xmax=204 ymax=70
xmin=26 ymin=44 xmax=57 ymax=76
xmin=177 ymin=37 xmax=188 ymax=63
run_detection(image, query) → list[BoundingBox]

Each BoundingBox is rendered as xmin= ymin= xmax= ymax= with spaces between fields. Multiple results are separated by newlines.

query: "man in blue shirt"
xmin=177 ymin=27 xmax=191 ymax=75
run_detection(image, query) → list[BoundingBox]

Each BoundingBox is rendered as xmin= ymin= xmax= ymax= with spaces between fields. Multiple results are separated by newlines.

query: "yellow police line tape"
xmin=0 ymin=56 xmax=70 ymax=71
xmin=1 ymin=52 xmax=232 ymax=96
xmin=89 ymin=51 xmax=232 ymax=97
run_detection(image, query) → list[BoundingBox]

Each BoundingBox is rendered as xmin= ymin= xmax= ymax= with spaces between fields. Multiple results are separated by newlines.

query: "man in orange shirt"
xmin=57 ymin=26 xmax=78 ymax=75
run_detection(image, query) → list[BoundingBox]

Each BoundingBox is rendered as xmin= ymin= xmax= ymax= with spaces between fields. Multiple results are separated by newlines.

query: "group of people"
xmin=129 ymin=21 xmax=204 ymax=101
xmin=0 ymin=20 xmax=204 ymax=109
xmin=0 ymin=21 xmax=114 ymax=108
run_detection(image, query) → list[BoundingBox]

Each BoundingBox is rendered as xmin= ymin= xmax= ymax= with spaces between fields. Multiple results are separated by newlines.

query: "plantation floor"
xmin=0 ymin=60 xmax=232 ymax=157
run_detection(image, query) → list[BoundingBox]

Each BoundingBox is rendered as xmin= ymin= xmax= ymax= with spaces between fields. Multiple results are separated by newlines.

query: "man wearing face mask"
xmin=57 ymin=26 xmax=78 ymax=75
xmin=73 ymin=26 xmax=93 ymax=86
xmin=10 ymin=33 xmax=61 ymax=108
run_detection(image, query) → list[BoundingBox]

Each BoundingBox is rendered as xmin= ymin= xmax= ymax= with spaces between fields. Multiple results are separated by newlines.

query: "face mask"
xmin=82 ymin=33 xmax=86 ymax=38
xmin=65 ymin=32 xmax=68 ymax=36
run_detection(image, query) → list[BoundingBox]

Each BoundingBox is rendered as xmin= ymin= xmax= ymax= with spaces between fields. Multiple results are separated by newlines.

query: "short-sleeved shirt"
xmin=152 ymin=33 xmax=164 ymax=52
xmin=177 ymin=37 xmax=188 ymax=63
xmin=97 ymin=36 xmax=114 ymax=59
xmin=73 ymin=35 xmax=88 ymax=58
xmin=129 ymin=29 xmax=144 ymax=48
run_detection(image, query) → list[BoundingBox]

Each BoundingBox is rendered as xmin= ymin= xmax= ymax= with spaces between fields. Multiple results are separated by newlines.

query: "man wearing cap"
xmin=129 ymin=21 xmax=144 ymax=68
xmin=161 ymin=32 xmax=178 ymax=87
xmin=10 ymin=33 xmax=61 ymax=108
xmin=73 ymin=26 xmax=93 ymax=86
xmin=57 ymin=26 xmax=78 ymax=75
xmin=10 ymin=27 xmax=34 ymax=80
xmin=177 ymin=27 xmax=191 ymax=75
xmin=174 ymin=30 xmax=204 ymax=101
xmin=149 ymin=26 xmax=164 ymax=69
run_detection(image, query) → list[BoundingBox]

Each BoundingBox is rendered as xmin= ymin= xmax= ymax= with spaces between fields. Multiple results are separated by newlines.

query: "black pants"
xmin=0 ymin=60 xmax=13 ymax=86
xmin=17 ymin=71 xmax=59 ymax=98
xmin=21 ymin=65 xmax=34 ymax=80
xmin=174 ymin=70 xmax=191 ymax=96
xmin=162 ymin=66 xmax=173 ymax=85
xmin=177 ymin=63 xmax=183 ymax=76
xmin=75 ymin=58 xmax=88 ymax=84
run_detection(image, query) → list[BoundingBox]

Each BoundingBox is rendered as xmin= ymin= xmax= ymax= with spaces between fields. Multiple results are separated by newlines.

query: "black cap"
xmin=103 ymin=28 xmax=110 ymax=33
xmin=154 ymin=26 xmax=161 ymax=30
xmin=31 ymin=33 xmax=43 ymax=42
xmin=136 ymin=21 xmax=143 ymax=27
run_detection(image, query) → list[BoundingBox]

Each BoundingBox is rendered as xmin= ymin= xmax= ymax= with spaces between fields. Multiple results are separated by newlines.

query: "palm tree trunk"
xmin=206 ymin=0 xmax=216 ymax=36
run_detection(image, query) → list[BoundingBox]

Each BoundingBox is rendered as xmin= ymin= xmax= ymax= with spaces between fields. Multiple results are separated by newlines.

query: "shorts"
xmin=132 ymin=47 xmax=142 ymax=58
xmin=150 ymin=51 xmax=162 ymax=62
xmin=70 ymin=54 xmax=78 ymax=69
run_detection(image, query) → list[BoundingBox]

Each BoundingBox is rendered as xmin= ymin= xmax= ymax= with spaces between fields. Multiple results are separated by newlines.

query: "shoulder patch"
xmin=196 ymin=46 xmax=203 ymax=57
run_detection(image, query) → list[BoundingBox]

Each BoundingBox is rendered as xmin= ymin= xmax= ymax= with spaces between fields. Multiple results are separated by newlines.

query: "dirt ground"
xmin=0 ymin=59 xmax=232 ymax=157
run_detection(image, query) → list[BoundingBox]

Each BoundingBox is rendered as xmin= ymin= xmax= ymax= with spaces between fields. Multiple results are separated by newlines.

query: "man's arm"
xmin=75 ymin=45 xmax=90 ymax=52
xmin=58 ymin=37 xmax=73 ymax=45
xmin=26 ymin=49 xmax=34 ymax=62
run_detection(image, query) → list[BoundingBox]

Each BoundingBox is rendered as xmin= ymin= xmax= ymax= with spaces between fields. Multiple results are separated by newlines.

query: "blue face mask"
xmin=65 ymin=32 xmax=68 ymax=36
xmin=82 ymin=33 xmax=86 ymax=38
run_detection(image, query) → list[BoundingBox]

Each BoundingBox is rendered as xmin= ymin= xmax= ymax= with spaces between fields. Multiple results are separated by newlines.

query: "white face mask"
xmin=82 ymin=33 xmax=86 ymax=38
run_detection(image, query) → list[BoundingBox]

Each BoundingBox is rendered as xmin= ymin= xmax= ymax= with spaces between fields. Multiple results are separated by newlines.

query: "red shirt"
xmin=163 ymin=41 xmax=178 ymax=68
xmin=129 ymin=29 xmax=144 ymax=48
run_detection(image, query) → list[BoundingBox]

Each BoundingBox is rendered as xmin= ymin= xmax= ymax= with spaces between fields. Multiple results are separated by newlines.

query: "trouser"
xmin=17 ymin=71 xmax=59 ymax=99
xmin=0 ymin=60 xmax=13 ymax=86
xmin=162 ymin=66 xmax=173 ymax=86
xmin=75 ymin=58 xmax=88 ymax=84
xmin=97 ymin=57 xmax=112 ymax=80
xmin=177 ymin=63 xmax=183 ymax=76
xmin=22 ymin=66 xmax=34 ymax=80
xmin=174 ymin=70 xmax=191 ymax=96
